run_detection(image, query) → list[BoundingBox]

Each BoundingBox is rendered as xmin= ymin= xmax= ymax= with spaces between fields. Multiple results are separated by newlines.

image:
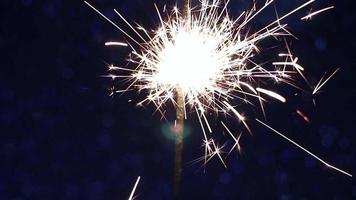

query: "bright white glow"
xmin=155 ymin=29 xmax=224 ymax=92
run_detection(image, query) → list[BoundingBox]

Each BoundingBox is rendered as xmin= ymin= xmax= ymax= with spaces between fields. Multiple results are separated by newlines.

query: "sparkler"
xmin=85 ymin=0 xmax=352 ymax=197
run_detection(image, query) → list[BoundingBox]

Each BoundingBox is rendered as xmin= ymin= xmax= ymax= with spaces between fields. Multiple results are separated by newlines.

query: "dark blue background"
xmin=0 ymin=0 xmax=354 ymax=199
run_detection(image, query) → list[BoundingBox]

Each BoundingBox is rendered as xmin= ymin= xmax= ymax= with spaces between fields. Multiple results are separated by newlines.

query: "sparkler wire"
xmin=174 ymin=2 xmax=190 ymax=198
xmin=174 ymin=86 xmax=185 ymax=199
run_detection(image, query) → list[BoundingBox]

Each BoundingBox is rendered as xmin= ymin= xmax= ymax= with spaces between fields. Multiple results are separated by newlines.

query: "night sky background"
xmin=0 ymin=0 xmax=355 ymax=199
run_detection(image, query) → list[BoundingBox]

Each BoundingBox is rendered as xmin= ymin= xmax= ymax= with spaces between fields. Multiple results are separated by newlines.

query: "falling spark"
xmin=256 ymin=119 xmax=352 ymax=177
xmin=85 ymin=0 xmax=351 ymax=177
xmin=313 ymin=68 xmax=340 ymax=95
xmin=301 ymin=6 xmax=334 ymax=21
xmin=128 ymin=176 xmax=141 ymax=200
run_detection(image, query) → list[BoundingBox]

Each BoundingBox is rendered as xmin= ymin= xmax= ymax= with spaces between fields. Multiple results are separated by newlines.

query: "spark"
xmin=190 ymin=138 xmax=227 ymax=169
xmin=296 ymin=109 xmax=311 ymax=123
xmin=223 ymin=101 xmax=251 ymax=133
xmin=105 ymin=41 xmax=128 ymax=46
xmin=86 ymin=0 xmax=351 ymax=177
xmin=221 ymin=121 xmax=242 ymax=154
xmin=211 ymin=140 xmax=227 ymax=168
xmin=256 ymin=119 xmax=352 ymax=177
xmin=256 ymin=88 xmax=287 ymax=103
xmin=128 ymin=176 xmax=141 ymax=200
xmin=301 ymin=6 xmax=334 ymax=21
xmin=313 ymin=68 xmax=340 ymax=95
xmin=273 ymin=57 xmax=304 ymax=71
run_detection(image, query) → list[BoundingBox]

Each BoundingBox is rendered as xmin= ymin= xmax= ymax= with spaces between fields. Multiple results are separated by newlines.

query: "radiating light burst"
xmin=85 ymin=0 xmax=352 ymax=177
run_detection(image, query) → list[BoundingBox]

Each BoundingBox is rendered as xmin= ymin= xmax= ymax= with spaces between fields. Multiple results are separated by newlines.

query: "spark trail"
xmin=301 ymin=6 xmax=335 ymax=20
xmin=128 ymin=176 xmax=141 ymax=200
xmin=256 ymin=119 xmax=352 ymax=177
